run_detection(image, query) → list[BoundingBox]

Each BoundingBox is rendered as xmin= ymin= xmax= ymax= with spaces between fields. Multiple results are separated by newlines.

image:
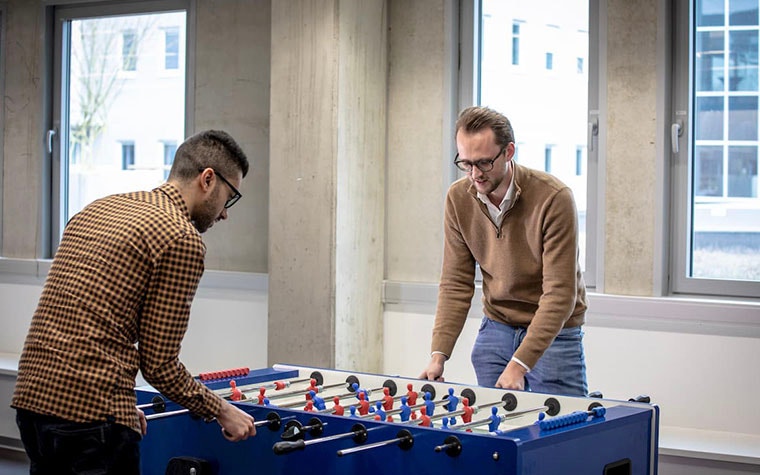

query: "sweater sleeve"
xmin=430 ymin=189 xmax=478 ymax=357
xmin=512 ymin=187 xmax=581 ymax=368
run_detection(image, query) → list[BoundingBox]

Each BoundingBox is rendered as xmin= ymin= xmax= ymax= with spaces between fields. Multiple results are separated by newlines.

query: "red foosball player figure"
xmin=304 ymin=400 xmax=314 ymax=412
xmin=357 ymin=392 xmax=370 ymax=416
xmin=461 ymin=397 xmax=474 ymax=431
xmin=382 ymin=387 xmax=394 ymax=411
xmin=307 ymin=378 xmax=319 ymax=393
xmin=258 ymin=387 xmax=267 ymax=405
xmin=230 ymin=380 xmax=243 ymax=402
xmin=419 ymin=406 xmax=432 ymax=427
xmin=332 ymin=396 xmax=345 ymax=416
xmin=406 ymin=383 xmax=418 ymax=406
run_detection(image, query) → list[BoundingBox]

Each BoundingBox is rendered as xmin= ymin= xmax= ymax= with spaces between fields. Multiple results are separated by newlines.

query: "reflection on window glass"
xmin=728 ymin=96 xmax=757 ymax=140
xmin=729 ymin=30 xmax=758 ymax=91
xmin=728 ymin=146 xmax=757 ymax=197
xmin=696 ymin=31 xmax=724 ymax=91
xmin=692 ymin=0 xmax=760 ymax=282
xmin=480 ymin=0 xmax=588 ymax=268
xmin=696 ymin=96 xmax=723 ymax=139
xmin=695 ymin=146 xmax=723 ymax=196
xmin=65 ymin=11 xmax=186 ymax=222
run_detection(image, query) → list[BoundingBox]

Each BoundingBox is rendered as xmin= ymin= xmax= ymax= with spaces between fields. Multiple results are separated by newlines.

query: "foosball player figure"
xmin=488 ymin=406 xmax=501 ymax=432
xmin=423 ymin=391 xmax=435 ymax=417
xmin=406 ymin=383 xmax=419 ymax=406
xmin=309 ymin=390 xmax=326 ymax=411
xmin=304 ymin=400 xmax=314 ymax=412
xmin=332 ymin=396 xmax=345 ymax=416
xmin=357 ymin=391 xmax=370 ymax=416
xmin=445 ymin=388 xmax=459 ymax=412
xmin=372 ymin=401 xmax=386 ymax=422
xmin=349 ymin=406 xmax=359 ymax=418
xmin=257 ymin=387 xmax=267 ymax=405
xmin=419 ymin=406 xmax=432 ymax=427
xmin=461 ymin=397 xmax=474 ymax=425
xmin=381 ymin=387 xmax=394 ymax=411
xmin=307 ymin=378 xmax=319 ymax=393
xmin=230 ymin=380 xmax=243 ymax=401
xmin=399 ymin=396 xmax=412 ymax=422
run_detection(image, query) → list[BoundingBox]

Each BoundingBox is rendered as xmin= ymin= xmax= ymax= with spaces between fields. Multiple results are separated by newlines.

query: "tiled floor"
xmin=0 ymin=448 xmax=28 ymax=475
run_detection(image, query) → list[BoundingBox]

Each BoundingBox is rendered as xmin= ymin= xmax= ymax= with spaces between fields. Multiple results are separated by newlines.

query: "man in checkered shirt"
xmin=12 ymin=130 xmax=256 ymax=474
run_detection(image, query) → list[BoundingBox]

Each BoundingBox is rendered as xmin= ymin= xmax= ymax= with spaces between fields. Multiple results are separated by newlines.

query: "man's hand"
xmin=217 ymin=401 xmax=256 ymax=441
xmin=495 ymin=360 xmax=527 ymax=390
xmin=137 ymin=408 xmax=147 ymax=436
xmin=419 ymin=353 xmax=447 ymax=382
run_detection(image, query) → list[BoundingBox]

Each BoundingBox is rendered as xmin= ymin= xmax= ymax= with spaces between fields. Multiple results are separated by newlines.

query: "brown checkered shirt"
xmin=12 ymin=183 xmax=223 ymax=433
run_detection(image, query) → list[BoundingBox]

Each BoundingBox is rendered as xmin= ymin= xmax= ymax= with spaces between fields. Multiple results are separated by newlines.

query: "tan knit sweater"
xmin=431 ymin=163 xmax=587 ymax=369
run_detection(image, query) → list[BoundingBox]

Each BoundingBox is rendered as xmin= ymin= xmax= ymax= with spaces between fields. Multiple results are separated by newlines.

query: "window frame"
xmin=671 ymin=0 xmax=760 ymax=298
xmin=49 ymin=0 xmax=194 ymax=254
xmin=0 ymin=6 xmax=5 ymax=253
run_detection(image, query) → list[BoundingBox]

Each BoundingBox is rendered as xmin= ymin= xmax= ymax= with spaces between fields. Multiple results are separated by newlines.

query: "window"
xmin=472 ymin=0 xmax=590 ymax=275
xmin=672 ymin=0 xmax=760 ymax=296
xmin=577 ymin=57 xmax=584 ymax=73
xmin=121 ymin=142 xmax=135 ymax=170
xmin=163 ymin=141 xmax=177 ymax=180
xmin=122 ymin=30 xmax=137 ymax=71
xmin=512 ymin=22 xmax=521 ymax=65
xmin=52 ymin=2 xmax=188 ymax=248
xmin=164 ymin=27 xmax=179 ymax=69
xmin=576 ymin=146 xmax=584 ymax=175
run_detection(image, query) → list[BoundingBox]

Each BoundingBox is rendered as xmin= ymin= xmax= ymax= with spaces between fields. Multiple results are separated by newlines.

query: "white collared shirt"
xmin=476 ymin=161 xmax=516 ymax=227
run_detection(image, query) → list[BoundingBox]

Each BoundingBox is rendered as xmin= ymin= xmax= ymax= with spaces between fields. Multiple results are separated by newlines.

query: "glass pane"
xmin=692 ymin=0 xmax=760 ymax=283
xmin=728 ymin=145 xmax=758 ymax=196
xmin=728 ymin=30 xmax=758 ymax=90
xmin=695 ymin=146 xmax=724 ymax=196
xmin=480 ymin=0 xmax=588 ymax=268
xmin=698 ymin=0 xmax=725 ymax=26
xmin=66 ymin=11 xmax=186 ymax=222
xmin=728 ymin=95 xmax=757 ymax=140
xmin=695 ymin=96 xmax=724 ymax=140
xmin=696 ymin=31 xmax=725 ymax=92
xmin=729 ymin=0 xmax=759 ymax=25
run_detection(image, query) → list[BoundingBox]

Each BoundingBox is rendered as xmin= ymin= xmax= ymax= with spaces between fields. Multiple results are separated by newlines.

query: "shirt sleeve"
xmin=138 ymin=232 xmax=223 ymax=419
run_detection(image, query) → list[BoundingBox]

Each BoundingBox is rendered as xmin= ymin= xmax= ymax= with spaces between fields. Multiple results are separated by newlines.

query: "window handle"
xmin=47 ymin=128 xmax=57 ymax=154
xmin=587 ymin=118 xmax=598 ymax=152
xmin=671 ymin=121 xmax=682 ymax=154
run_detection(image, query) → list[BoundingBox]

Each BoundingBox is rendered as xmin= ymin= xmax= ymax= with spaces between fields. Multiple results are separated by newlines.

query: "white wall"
xmin=0 ymin=269 xmax=269 ymax=373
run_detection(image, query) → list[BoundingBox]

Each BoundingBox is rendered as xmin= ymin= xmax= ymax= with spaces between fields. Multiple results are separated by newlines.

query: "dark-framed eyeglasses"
xmin=454 ymin=146 xmax=506 ymax=173
xmin=200 ymin=168 xmax=242 ymax=209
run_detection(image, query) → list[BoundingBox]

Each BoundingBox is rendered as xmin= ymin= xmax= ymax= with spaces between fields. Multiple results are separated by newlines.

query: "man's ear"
xmin=198 ymin=168 xmax=213 ymax=191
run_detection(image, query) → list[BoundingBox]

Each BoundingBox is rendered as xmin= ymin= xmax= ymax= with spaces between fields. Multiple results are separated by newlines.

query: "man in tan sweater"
xmin=419 ymin=106 xmax=588 ymax=396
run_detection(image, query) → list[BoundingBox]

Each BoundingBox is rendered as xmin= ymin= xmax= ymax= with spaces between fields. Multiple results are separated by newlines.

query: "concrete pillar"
xmin=268 ymin=0 xmax=387 ymax=372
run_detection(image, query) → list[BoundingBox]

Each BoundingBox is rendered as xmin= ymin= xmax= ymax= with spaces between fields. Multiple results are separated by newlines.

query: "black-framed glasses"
xmin=200 ymin=168 xmax=242 ymax=208
xmin=454 ymin=146 xmax=506 ymax=173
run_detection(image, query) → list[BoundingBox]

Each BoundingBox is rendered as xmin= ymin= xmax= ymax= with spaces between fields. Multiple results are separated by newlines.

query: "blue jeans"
xmin=16 ymin=409 xmax=141 ymax=475
xmin=470 ymin=316 xmax=588 ymax=396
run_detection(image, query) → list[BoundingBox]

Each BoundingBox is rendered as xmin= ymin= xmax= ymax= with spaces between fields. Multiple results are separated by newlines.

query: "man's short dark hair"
xmin=169 ymin=130 xmax=249 ymax=181
xmin=455 ymin=106 xmax=515 ymax=147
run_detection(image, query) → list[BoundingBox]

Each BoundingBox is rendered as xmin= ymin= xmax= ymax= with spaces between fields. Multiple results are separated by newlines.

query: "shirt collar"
xmin=156 ymin=182 xmax=192 ymax=223
xmin=476 ymin=160 xmax=517 ymax=211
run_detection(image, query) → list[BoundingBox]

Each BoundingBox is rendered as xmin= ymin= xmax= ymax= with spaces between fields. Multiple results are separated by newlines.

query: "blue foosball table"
xmin=136 ymin=364 xmax=659 ymax=474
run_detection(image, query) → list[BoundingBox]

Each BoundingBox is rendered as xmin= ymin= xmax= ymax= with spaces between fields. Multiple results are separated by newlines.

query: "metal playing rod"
xmin=336 ymin=429 xmax=414 ymax=457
